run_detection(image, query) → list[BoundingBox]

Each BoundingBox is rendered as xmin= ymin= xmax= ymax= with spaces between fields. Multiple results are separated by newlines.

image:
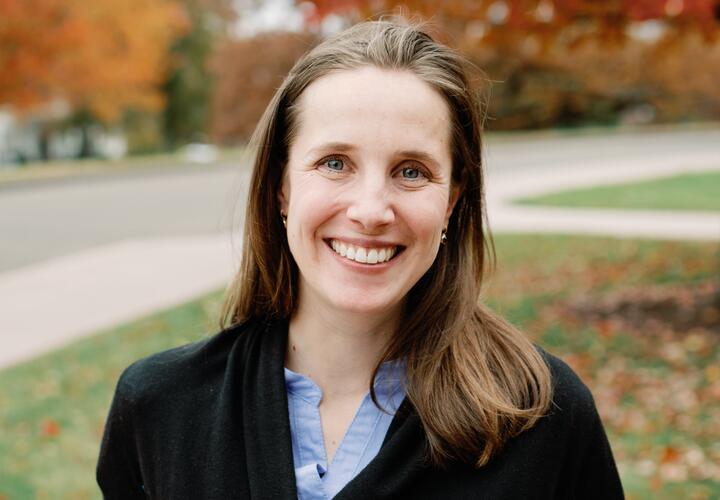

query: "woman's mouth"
xmin=328 ymin=239 xmax=402 ymax=265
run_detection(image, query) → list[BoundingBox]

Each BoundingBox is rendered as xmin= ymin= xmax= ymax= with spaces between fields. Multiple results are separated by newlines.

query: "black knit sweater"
xmin=97 ymin=317 xmax=624 ymax=499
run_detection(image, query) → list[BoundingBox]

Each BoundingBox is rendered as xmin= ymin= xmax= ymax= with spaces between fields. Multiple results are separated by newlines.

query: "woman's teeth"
xmin=330 ymin=240 xmax=397 ymax=264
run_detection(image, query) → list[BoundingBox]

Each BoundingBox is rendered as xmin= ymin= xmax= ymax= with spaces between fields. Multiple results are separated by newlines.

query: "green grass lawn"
xmin=1 ymin=235 xmax=718 ymax=499
xmin=0 ymin=290 xmax=224 ymax=499
xmin=516 ymin=171 xmax=720 ymax=211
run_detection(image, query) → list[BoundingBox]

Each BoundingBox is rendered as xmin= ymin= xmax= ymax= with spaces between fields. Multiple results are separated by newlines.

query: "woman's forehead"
xmin=290 ymin=67 xmax=452 ymax=163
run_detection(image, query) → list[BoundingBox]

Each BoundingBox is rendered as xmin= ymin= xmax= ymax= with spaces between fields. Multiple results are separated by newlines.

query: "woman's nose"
xmin=345 ymin=175 xmax=395 ymax=229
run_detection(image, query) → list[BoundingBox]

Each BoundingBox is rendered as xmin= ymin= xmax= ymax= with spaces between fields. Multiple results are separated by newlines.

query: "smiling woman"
xmin=97 ymin=20 xmax=624 ymax=499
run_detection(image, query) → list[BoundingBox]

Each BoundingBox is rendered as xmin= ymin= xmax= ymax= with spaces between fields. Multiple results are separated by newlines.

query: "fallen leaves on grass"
xmin=488 ymin=237 xmax=720 ymax=497
xmin=551 ymin=280 xmax=720 ymax=489
xmin=564 ymin=281 xmax=720 ymax=333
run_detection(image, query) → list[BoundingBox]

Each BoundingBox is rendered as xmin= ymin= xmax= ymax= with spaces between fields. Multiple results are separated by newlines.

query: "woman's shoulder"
xmin=98 ymin=317 xmax=278 ymax=496
xmin=527 ymin=347 xmax=623 ymax=497
xmin=535 ymin=346 xmax=600 ymax=424
xmin=113 ymin=317 xmax=265 ymax=407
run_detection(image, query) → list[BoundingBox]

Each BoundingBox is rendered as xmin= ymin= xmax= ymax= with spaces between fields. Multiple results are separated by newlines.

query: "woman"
xmin=98 ymin=20 xmax=624 ymax=499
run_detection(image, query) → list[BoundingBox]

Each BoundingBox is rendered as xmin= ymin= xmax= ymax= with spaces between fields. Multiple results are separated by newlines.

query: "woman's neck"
xmin=285 ymin=298 xmax=400 ymax=398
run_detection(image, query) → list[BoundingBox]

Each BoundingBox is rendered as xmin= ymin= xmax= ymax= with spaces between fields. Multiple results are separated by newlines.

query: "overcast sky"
xmin=232 ymin=0 xmax=347 ymax=37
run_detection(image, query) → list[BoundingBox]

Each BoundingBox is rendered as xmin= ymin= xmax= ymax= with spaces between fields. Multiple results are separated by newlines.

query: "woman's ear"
xmin=445 ymin=185 xmax=461 ymax=225
xmin=277 ymin=173 xmax=290 ymax=214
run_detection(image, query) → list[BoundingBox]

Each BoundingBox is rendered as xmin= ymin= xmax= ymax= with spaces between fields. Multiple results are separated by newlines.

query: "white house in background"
xmin=0 ymin=101 xmax=127 ymax=166
xmin=0 ymin=108 xmax=33 ymax=165
xmin=0 ymin=109 xmax=15 ymax=164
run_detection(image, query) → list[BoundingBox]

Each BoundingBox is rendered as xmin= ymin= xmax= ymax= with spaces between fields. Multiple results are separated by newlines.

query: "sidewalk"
xmin=0 ymin=236 xmax=236 ymax=368
xmin=485 ymin=149 xmax=720 ymax=240
xmin=0 ymin=142 xmax=718 ymax=368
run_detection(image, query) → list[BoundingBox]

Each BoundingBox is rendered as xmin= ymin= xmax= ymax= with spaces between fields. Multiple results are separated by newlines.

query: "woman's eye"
xmin=401 ymin=166 xmax=425 ymax=180
xmin=323 ymin=158 xmax=345 ymax=171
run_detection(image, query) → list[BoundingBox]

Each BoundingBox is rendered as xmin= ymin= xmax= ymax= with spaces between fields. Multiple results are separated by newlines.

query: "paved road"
xmin=0 ymin=128 xmax=718 ymax=367
xmin=0 ymin=162 xmax=249 ymax=272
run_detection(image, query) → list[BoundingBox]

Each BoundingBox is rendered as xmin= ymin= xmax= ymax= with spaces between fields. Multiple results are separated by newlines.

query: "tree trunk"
xmin=78 ymin=123 xmax=92 ymax=158
xmin=39 ymin=125 xmax=50 ymax=161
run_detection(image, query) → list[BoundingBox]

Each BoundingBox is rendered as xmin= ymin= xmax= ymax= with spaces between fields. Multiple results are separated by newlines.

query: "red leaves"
xmin=40 ymin=418 xmax=60 ymax=438
xmin=661 ymin=445 xmax=681 ymax=464
xmin=304 ymin=0 xmax=720 ymax=35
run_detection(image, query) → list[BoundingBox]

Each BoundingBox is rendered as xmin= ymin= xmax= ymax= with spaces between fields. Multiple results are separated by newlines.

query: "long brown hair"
xmin=221 ymin=20 xmax=552 ymax=468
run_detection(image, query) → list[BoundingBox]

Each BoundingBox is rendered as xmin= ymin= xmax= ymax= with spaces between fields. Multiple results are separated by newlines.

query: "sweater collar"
xmin=239 ymin=317 xmax=298 ymax=499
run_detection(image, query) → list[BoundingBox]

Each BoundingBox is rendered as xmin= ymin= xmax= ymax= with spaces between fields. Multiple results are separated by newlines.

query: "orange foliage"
xmin=298 ymin=0 xmax=720 ymax=128
xmin=207 ymin=1 xmax=719 ymax=140
xmin=306 ymin=0 xmax=720 ymax=41
xmin=0 ymin=0 xmax=188 ymax=122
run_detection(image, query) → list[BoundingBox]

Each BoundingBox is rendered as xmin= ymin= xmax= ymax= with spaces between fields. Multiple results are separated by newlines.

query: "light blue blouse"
xmin=284 ymin=361 xmax=406 ymax=500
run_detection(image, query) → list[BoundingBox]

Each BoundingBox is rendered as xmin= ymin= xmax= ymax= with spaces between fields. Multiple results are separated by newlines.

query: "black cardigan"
xmin=97 ymin=317 xmax=624 ymax=499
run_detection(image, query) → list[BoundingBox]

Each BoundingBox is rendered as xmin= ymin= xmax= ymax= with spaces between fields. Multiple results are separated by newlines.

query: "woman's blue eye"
xmin=325 ymin=158 xmax=344 ymax=171
xmin=402 ymin=167 xmax=422 ymax=179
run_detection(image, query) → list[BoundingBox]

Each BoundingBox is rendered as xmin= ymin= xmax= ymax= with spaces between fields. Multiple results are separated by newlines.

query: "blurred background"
xmin=1 ymin=0 xmax=720 ymax=161
xmin=1 ymin=1 xmax=719 ymax=499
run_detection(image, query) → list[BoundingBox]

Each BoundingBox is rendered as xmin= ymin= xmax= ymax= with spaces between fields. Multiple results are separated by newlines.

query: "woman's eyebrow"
xmin=306 ymin=142 xmax=357 ymax=157
xmin=395 ymin=149 xmax=442 ymax=168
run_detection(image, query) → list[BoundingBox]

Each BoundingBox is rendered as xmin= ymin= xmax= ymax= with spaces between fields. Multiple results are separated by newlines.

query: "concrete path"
xmin=0 ymin=236 xmax=236 ymax=367
xmin=1 ymin=129 xmax=718 ymax=368
xmin=485 ymin=148 xmax=720 ymax=240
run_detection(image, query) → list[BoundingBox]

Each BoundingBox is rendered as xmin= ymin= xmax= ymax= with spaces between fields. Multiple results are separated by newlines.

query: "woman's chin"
xmin=325 ymin=292 xmax=403 ymax=318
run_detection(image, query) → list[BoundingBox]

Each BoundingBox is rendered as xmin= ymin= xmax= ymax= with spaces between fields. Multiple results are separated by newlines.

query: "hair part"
xmin=221 ymin=19 xmax=552 ymax=468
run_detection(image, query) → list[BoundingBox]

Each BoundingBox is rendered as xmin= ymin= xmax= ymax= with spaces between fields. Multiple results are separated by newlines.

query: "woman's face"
xmin=279 ymin=66 xmax=458 ymax=317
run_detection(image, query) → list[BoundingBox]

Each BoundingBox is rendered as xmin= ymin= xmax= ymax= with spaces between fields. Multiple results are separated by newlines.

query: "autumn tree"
xmin=210 ymin=32 xmax=319 ymax=143
xmin=299 ymin=0 xmax=720 ymax=128
xmin=0 ymin=0 xmax=188 ymax=155
xmin=305 ymin=0 xmax=720 ymax=41
xmin=163 ymin=0 xmax=236 ymax=147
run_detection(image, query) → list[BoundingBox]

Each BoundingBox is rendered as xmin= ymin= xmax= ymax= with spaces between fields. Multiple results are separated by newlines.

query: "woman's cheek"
xmin=408 ymin=188 xmax=451 ymax=224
